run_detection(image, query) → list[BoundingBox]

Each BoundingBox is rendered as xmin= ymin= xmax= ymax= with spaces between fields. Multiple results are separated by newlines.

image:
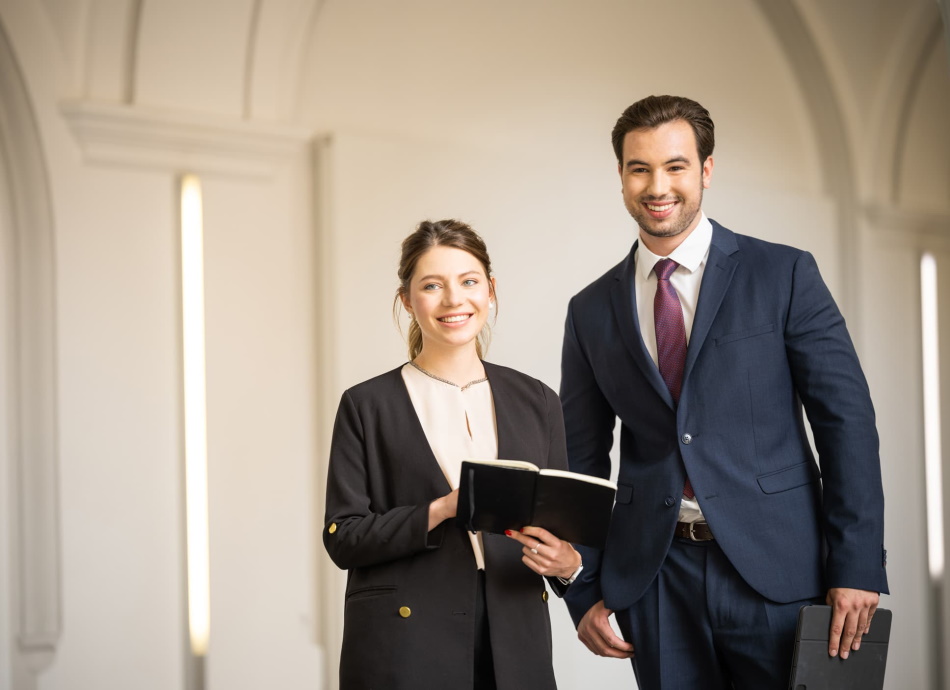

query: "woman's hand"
xmin=428 ymin=489 xmax=459 ymax=531
xmin=505 ymin=526 xmax=581 ymax=580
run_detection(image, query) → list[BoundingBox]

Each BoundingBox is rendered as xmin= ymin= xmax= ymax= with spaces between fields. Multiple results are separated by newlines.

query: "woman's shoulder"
xmin=483 ymin=361 xmax=559 ymax=401
xmin=342 ymin=365 xmax=406 ymax=402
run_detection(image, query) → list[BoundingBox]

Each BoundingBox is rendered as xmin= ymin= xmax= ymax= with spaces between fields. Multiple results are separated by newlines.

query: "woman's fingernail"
xmin=504 ymin=530 xmax=512 ymax=536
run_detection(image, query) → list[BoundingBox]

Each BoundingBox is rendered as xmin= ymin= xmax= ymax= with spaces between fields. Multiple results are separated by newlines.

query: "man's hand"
xmin=576 ymin=600 xmax=635 ymax=659
xmin=826 ymin=587 xmax=879 ymax=659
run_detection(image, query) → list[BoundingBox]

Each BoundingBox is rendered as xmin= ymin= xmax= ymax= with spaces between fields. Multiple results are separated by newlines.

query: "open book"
xmin=456 ymin=459 xmax=617 ymax=549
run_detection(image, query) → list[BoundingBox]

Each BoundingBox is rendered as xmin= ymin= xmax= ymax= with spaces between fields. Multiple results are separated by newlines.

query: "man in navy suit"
xmin=560 ymin=95 xmax=888 ymax=689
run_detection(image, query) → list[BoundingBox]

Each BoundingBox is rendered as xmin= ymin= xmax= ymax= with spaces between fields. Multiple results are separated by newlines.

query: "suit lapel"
xmin=610 ymin=242 xmax=675 ymax=408
xmin=683 ymin=223 xmax=739 ymax=383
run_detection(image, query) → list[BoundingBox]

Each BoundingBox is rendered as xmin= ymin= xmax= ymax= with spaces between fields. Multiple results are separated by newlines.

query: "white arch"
xmin=751 ymin=0 xmax=859 ymax=316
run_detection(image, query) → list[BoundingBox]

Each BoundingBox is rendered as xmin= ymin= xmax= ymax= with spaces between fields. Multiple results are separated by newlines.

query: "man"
xmin=560 ymin=95 xmax=887 ymax=689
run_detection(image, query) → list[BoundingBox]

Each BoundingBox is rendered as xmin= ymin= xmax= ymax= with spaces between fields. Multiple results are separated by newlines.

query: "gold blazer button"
xmin=398 ymin=606 xmax=412 ymax=618
xmin=541 ymin=591 xmax=549 ymax=602
xmin=328 ymin=523 xmax=337 ymax=534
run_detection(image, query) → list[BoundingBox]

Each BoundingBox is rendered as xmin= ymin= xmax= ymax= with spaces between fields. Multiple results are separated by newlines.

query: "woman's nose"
xmin=442 ymin=285 xmax=463 ymax=305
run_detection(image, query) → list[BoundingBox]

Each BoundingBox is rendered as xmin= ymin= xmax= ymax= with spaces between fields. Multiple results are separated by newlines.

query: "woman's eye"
xmin=423 ymin=283 xmax=440 ymax=291
xmin=462 ymin=279 xmax=478 ymax=287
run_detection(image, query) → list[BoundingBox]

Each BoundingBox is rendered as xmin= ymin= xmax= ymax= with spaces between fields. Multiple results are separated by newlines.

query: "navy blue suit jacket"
xmin=561 ymin=221 xmax=888 ymax=624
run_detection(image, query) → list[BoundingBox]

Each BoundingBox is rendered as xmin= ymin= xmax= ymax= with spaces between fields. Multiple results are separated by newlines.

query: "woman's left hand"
xmin=505 ymin=526 xmax=581 ymax=580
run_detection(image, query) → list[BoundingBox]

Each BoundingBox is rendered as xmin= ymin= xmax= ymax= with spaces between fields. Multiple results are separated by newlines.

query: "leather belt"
xmin=675 ymin=521 xmax=714 ymax=542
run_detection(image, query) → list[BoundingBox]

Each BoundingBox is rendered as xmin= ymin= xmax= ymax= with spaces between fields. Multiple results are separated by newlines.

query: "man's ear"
xmin=702 ymin=156 xmax=714 ymax=189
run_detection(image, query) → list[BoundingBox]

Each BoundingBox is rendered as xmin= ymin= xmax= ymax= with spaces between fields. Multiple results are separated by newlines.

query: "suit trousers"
xmin=615 ymin=537 xmax=820 ymax=690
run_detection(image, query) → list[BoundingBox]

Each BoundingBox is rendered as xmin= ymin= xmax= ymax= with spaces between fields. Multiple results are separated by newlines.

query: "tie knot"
xmin=654 ymin=258 xmax=679 ymax=281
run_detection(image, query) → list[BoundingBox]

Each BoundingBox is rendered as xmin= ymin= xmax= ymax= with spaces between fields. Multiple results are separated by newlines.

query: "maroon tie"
xmin=653 ymin=259 xmax=694 ymax=499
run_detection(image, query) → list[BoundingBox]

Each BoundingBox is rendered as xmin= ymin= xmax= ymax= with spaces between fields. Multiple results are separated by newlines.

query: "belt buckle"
xmin=688 ymin=522 xmax=704 ymax=541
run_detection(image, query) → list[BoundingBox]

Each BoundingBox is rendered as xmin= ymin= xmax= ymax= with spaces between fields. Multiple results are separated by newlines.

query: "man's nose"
xmin=647 ymin=171 xmax=670 ymax=197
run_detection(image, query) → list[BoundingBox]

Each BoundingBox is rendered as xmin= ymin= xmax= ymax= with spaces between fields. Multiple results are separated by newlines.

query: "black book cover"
xmin=456 ymin=460 xmax=616 ymax=548
xmin=788 ymin=605 xmax=891 ymax=690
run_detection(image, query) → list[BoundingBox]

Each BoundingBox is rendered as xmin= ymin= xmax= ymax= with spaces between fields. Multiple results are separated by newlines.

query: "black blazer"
xmin=324 ymin=361 xmax=568 ymax=690
xmin=561 ymin=221 xmax=888 ymax=625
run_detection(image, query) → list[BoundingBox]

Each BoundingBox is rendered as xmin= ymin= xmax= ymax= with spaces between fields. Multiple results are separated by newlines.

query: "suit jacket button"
xmin=664 ymin=496 xmax=675 ymax=507
xmin=328 ymin=523 xmax=337 ymax=534
xmin=542 ymin=591 xmax=549 ymax=602
xmin=398 ymin=606 xmax=411 ymax=618
xmin=681 ymin=433 xmax=692 ymax=445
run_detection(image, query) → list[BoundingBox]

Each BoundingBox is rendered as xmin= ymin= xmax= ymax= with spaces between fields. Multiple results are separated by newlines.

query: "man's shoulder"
xmin=711 ymin=219 xmax=808 ymax=263
xmin=569 ymin=255 xmax=629 ymax=306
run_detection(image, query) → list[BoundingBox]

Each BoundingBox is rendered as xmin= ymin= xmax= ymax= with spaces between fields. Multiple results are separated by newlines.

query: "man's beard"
xmin=628 ymin=186 xmax=704 ymax=240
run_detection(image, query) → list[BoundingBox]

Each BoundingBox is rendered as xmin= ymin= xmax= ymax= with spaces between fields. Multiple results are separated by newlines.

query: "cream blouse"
xmin=401 ymin=362 xmax=498 ymax=570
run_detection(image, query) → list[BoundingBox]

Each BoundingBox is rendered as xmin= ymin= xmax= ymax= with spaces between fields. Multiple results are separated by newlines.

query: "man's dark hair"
xmin=611 ymin=95 xmax=715 ymax=164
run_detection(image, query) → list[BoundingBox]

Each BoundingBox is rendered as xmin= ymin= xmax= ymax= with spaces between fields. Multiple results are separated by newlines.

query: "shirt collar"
xmin=636 ymin=212 xmax=712 ymax=281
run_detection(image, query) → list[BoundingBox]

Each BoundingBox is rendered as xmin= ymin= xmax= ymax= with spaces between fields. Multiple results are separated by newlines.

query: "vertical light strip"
xmin=922 ymin=252 xmax=944 ymax=581
xmin=181 ymin=174 xmax=210 ymax=656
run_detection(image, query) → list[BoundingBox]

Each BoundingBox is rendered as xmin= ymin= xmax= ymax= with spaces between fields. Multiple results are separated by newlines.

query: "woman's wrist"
xmin=427 ymin=495 xmax=452 ymax=531
xmin=556 ymin=548 xmax=583 ymax=580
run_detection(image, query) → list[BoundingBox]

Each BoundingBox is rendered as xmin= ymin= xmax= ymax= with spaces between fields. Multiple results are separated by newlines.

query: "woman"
xmin=324 ymin=219 xmax=582 ymax=689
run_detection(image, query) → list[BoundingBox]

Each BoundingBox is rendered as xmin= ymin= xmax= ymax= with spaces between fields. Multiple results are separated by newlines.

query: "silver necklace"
xmin=408 ymin=360 xmax=488 ymax=391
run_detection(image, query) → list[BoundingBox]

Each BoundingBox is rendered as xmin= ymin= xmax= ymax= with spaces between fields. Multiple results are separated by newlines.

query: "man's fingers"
xmin=865 ymin=603 xmax=878 ymax=634
xmin=837 ymin=610 xmax=862 ymax=659
xmin=828 ymin=606 xmax=846 ymax=657
xmin=850 ymin=612 xmax=868 ymax=652
xmin=577 ymin=602 xmax=635 ymax=658
xmin=826 ymin=588 xmax=881 ymax=658
xmin=579 ymin=628 xmax=633 ymax=658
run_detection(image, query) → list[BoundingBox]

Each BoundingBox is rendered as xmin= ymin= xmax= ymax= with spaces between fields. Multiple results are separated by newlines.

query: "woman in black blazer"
xmin=324 ymin=219 xmax=581 ymax=689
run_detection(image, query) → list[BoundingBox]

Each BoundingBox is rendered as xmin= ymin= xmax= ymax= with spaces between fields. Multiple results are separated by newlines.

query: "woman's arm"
xmin=323 ymin=390 xmax=452 ymax=570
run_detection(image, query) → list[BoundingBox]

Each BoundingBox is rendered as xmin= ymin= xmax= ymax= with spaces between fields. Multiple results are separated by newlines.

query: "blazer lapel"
xmin=487 ymin=364 xmax=517 ymax=461
xmin=394 ymin=369 xmax=456 ymax=493
xmin=610 ymin=242 xmax=675 ymax=408
xmin=683 ymin=223 xmax=739 ymax=382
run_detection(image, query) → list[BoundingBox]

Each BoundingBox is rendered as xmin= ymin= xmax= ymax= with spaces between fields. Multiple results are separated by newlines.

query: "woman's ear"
xmin=399 ymin=290 xmax=413 ymax=315
xmin=489 ymin=276 xmax=497 ymax=302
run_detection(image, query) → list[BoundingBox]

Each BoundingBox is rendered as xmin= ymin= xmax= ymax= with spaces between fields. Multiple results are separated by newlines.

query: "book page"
xmin=538 ymin=468 xmax=617 ymax=489
xmin=464 ymin=458 xmax=540 ymax=472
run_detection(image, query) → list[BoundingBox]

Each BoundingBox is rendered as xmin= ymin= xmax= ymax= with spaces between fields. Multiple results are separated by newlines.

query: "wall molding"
xmin=0 ymin=17 xmax=61 ymax=685
xmin=865 ymin=203 xmax=950 ymax=252
xmin=60 ymin=100 xmax=312 ymax=178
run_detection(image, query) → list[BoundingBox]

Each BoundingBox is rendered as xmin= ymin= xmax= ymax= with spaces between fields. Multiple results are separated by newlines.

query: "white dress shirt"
xmin=634 ymin=213 xmax=712 ymax=523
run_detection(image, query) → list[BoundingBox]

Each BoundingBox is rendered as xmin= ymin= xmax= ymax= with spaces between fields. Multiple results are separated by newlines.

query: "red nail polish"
xmin=519 ymin=528 xmax=525 ymax=533
xmin=504 ymin=530 xmax=512 ymax=536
